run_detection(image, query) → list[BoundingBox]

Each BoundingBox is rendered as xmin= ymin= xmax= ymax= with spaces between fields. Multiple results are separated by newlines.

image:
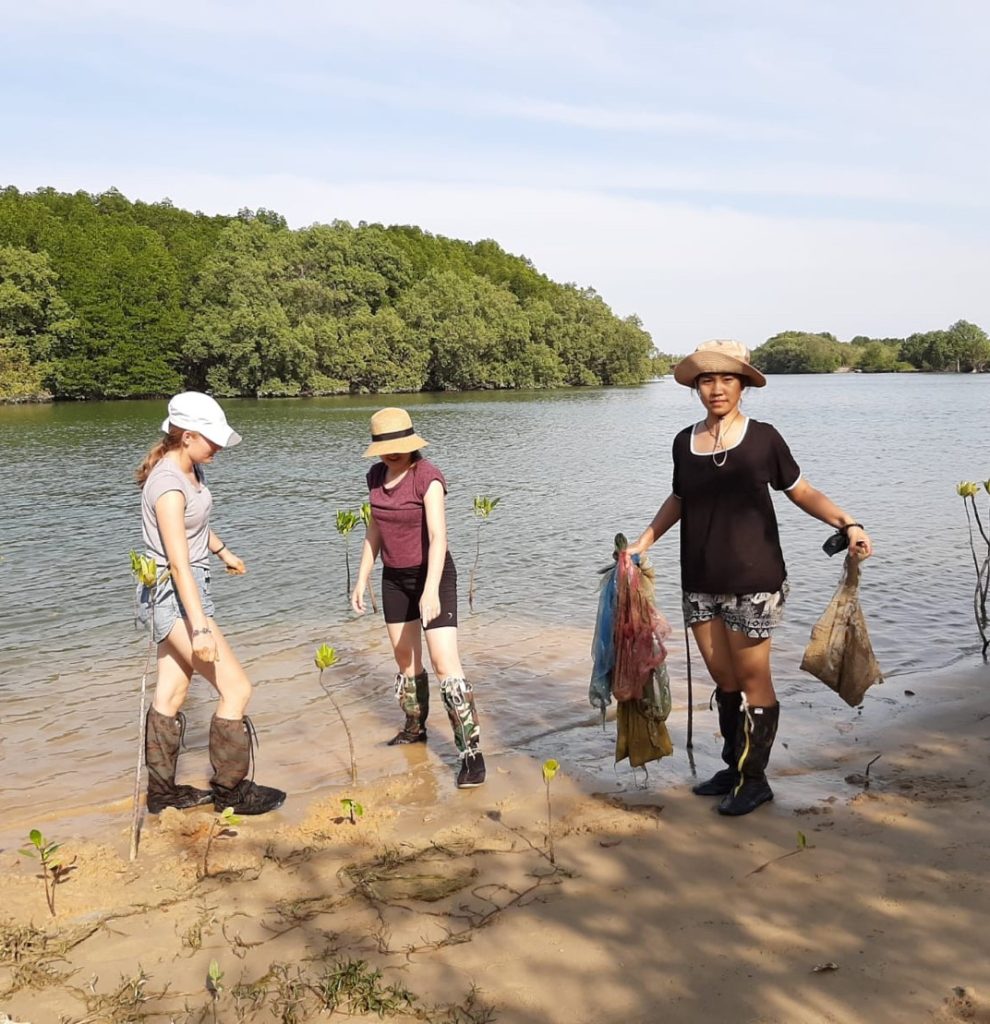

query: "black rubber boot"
xmin=718 ymin=703 xmax=780 ymax=817
xmin=692 ymin=690 xmax=743 ymax=796
xmin=209 ymin=715 xmax=286 ymax=816
xmin=145 ymin=707 xmax=213 ymax=814
xmin=387 ymin=671 xmax=430 ymax=745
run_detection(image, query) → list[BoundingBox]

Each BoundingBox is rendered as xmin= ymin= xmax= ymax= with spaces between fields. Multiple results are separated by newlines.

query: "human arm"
xmin=208 ymin=529 xmax=245 ymax=575
xmin=156 ymin=491 xmax=218 ymax=661
xmin=351 ymin=514 xmax=382 ymax=614
xmin=420 ymin=480 xmax=448 ymax=625
xmin=625 ymin=493 xmax=682 ymax=557
xmin=785 ymin=478 xmax=872 ymax=559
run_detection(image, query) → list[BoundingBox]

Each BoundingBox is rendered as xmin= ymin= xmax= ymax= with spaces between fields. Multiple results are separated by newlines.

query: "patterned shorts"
xmin=682 ymin=581 xmax=789 ymax=640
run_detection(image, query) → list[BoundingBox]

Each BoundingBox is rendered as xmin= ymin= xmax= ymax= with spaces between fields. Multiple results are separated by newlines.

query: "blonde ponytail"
xmin=135 ymin=427 xmax=183 ymax=487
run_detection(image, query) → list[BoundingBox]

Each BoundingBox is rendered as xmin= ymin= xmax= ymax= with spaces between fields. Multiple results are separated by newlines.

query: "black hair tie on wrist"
xmin=213 ymin=543 xmax=226 ymax=555
xmin=839 ymin=523 xmax=863 ymax=533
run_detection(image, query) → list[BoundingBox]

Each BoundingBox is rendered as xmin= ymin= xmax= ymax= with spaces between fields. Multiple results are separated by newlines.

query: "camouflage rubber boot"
xmin=387 ymin=671 xmax=430 ymax=745
xmin=208 ymin=715 xmax=286 ymax=816
xmin=718 ymin=702 xmax=780 ymax=817
xmin=440 ymin=676 xmax=486 ymax=789
xmin=692 ymin=689 xmax=744 ymax=796
xmin=145 ymin=707 xmax=212 ymax=814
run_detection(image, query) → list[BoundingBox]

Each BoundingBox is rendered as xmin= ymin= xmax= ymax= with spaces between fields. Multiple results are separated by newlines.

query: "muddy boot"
xmin=440 ymin=676 xmax=486 ymax=789
xmin=145 ymin=707 xmax=213 ymax=814
xmin=692 ymin=690 xmax=743 ymax=796
xmin=718 ymin=703 xmax=780 ymax=817
xmin=387 ymin=671 xmax=430 ymax=745
xmin=209 ymin=715 xmax=286 ymax=816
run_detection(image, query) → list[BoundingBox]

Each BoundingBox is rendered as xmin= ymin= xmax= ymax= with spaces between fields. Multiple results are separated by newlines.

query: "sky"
xmin=3 ymin=0 xmax=990 ymax=353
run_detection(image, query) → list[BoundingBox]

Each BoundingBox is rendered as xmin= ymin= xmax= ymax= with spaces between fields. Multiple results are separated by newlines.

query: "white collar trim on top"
xmin=689 ymin=416 xmax=750 ymax=456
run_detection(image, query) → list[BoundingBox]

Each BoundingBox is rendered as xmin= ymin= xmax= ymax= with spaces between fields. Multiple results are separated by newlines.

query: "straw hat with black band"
xmin=673 ymin=340 xmax=767 ymax=389
xmin=363 ymin=407 xmax=430 ymax=458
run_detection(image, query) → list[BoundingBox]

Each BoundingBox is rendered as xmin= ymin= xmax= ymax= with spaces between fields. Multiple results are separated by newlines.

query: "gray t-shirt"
xmin=141 ymin=459 xmax=213 ymax=568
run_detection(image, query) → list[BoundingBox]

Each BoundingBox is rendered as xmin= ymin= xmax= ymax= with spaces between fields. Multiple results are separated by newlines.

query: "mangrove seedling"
xmin=469 ymin=495 xmax=501 ymax=611
xmin=335 ymin=509 xmax=361 ymax=597
xmin=542 ymin=759 xmax=560 ymax=865
xmin=202 ymin=807 xmax=241 ymax=879
xmin=207 ymin=959 xmax=224 ymax=1023
xmin=128 ymin=550 xmax=170 ymax=861
xmin=19 ymin=829 xmax=72 ymax=916
xmin=956 ymin=480 xmax=990 ymax=660
xmin=315 ymin=643 xmax=357 ymax=784
xmin=359 ymin=502 xmax=380 ymax=613
xmin=340 ymin=798 xmax=364 ymax=825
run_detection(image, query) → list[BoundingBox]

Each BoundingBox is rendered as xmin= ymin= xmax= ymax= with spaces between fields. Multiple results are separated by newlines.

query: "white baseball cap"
xmin=161 ymin=392 xmax=242 ymax=448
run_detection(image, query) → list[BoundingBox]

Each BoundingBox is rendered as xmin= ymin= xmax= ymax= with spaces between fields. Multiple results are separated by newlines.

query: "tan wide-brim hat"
xmin=363 ymin=407 xmax=429 ymax=457
xmin=673 ymin=340 xmax=767 ymax=388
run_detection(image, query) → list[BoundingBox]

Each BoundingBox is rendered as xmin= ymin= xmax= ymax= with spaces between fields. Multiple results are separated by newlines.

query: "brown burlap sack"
xmin=800 ymin=555 xmax=884 ymax=706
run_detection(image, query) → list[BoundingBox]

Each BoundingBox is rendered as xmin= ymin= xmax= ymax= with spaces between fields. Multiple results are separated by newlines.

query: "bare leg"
xmin=386 ymin=620 xmax=424 ymax=677
xmin=424 ymin=626 xmax=463 ymax=679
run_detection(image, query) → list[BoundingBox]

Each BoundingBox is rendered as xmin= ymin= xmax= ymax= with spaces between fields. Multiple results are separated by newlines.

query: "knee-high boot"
xmin=718 ymin=702 xmax=779 ymax=817
xmin=145 ymin=707 xmax=213 ymax=814
xmin=692 ymin=690 xmax=743 ymax=796
xmin=440 ymin=676 xmax=486 ymax=788
xmin=387 ymin=671 xmax=430 ymax=745
xmin=209 ymin=715 xmax=286 ymax=816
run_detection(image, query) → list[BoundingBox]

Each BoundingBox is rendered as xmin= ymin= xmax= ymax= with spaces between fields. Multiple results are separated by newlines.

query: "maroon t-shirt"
xmin=366 ymin=459 xmax=448 ymax=568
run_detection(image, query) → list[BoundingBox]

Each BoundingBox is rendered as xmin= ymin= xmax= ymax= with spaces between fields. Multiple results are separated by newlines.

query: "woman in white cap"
xmin=627 ymin=342 xmax=872 ymax=816
xmin=351 ymin=407 xmax=485 ymax=789
xmin=136 ymin=392 xmax=286 ymax=816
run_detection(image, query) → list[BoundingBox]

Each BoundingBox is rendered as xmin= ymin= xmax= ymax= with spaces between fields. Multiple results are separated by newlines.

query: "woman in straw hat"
xmin=135 ymin=392 xmax=286 ymax=816
xmin=626 ymin=341 xmax=872 ymax=816
xmin=352 ymin=407 xmax=486 ymax=789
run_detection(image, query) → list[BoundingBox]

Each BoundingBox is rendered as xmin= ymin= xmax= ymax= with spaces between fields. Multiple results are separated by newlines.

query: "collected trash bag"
xmin=800 ymin=555 xmax=884 ymax=706
xmin=615 ymin=663 xmax=674 ymax=767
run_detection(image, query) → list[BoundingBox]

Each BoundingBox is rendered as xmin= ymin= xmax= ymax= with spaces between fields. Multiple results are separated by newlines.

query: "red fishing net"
xmin=611 ymin=550 xmax=670 ymax=702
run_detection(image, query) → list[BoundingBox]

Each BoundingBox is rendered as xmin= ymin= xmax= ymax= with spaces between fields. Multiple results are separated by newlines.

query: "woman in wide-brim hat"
xmin=135 ymin=392 xmax=286 ymax=817
xmin=352 ymin=407 xmax=486 ymax=790
xmin=626 ymin=341 xmax=872 ymax=816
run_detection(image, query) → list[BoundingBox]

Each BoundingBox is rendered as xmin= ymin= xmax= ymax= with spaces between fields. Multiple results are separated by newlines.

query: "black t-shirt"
xmin=672 ymin=419 xmax=801 ymax=594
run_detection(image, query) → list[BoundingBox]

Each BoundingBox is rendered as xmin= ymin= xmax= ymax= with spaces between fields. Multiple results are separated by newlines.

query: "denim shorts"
xmin=136 ymin=563 xmax=214 ymax=644
xmin=682 ymin=581 xmax=789 ymax=640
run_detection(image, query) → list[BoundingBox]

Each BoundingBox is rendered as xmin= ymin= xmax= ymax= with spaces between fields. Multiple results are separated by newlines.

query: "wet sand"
xmin=2 ymin=620 xmax=990 ymax=1022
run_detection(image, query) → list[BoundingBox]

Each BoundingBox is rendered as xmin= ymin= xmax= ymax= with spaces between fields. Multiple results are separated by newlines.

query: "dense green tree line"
xmin=0 ymin=187 xmax=657 ymax=401
xmin=752 ymin=322 xmax=990 ymax=375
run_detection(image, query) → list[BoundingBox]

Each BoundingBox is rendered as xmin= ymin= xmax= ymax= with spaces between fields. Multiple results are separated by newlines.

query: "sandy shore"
xmin=2 ymin=623 xmax=989 ymax=1023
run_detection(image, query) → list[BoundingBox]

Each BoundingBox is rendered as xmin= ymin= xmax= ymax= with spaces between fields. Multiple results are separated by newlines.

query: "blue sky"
xmin=3 ymin=0 xmax=989 ymax=352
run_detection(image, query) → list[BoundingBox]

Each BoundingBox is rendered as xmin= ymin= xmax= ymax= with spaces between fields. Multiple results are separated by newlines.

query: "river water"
xmin=1 ymin=375 xmax=987 ymax=842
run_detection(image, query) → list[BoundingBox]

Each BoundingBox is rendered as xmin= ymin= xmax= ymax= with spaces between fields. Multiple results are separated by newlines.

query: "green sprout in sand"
xmin=469 ymin=495 xmax=501 ymax=611
xmin=201 ymin=806 xmax=241 ymax=880
xmin=207 ymin=959 xmax=224 ymax=1023
xmin=316 ymin=644 xmax=357 ymax=784
xmin=340 ymin=798 xmax=364 ymax=825
xmin=359 ymin=502 xmax=380 ymax=613
xmin=128 ymin=550 xmax=170 ymax=861
xmin=19 ymin=828 xmax=72 ymax=916
xmin=336 ymin=509 xmax=361 ymax=597
xmin=956 ymin=480 xmax=990 ymax=660
xmin=542 ymin=759 xmax=560 ymax=865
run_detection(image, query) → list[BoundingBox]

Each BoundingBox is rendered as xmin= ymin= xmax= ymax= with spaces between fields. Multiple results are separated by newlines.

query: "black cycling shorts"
xmin=381 ymin=552 xmax=458 ymax=629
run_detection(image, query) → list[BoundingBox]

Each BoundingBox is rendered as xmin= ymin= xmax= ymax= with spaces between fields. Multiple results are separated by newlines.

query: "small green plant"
xmin=207 ymin=959 xmax=224 ymax=1023
xmin=202 ymin=807 xmax=241 ymax=879
xmin=956 ymin=480 xmax=990 ymax=660
xmin=335 ymin=509 xmax=361 ymax=596
xmin=359 ymin=502 xmax=380 ymax=613
xmin=315 ymin=644 xmax=357 ymax=784
xmin=469 ymin=495 xmax=501 ymax=611
xmin=542 ymin=759 xmax=560 ymax=865
xmin=340 ymin=798 xmax=364 ymax=825
xmin=312 ymin=958 xmax=416 ymax=1016
xmin=128 ymin=550 xmax=170 ymax=861
xmin=19 ymin=829 xmax=72 ymax=916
